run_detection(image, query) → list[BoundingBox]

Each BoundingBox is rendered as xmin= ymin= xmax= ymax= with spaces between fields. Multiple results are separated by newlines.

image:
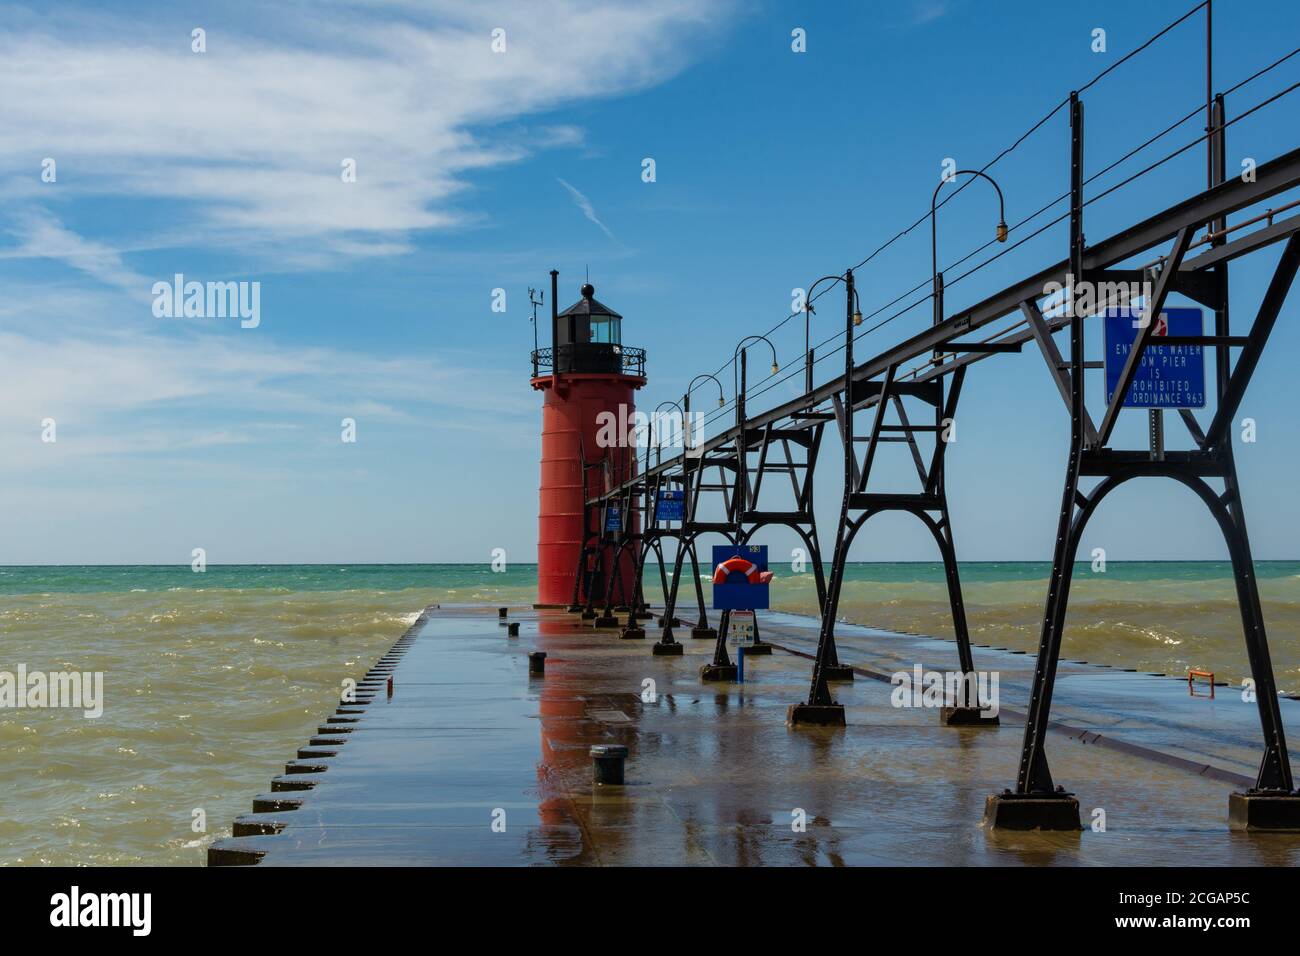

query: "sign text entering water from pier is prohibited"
xmin=1103 ymin=307 xmax=1206 ymax=409
xmin=655 ymin=489 xmax=684 ymax=522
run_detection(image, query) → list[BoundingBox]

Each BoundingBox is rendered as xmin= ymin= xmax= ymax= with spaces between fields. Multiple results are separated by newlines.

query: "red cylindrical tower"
xmin=532 ymin=276 xmax=645 ymax=607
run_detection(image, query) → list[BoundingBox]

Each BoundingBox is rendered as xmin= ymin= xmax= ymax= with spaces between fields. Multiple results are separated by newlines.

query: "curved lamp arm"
xmin=732 ymin=334 xmax=780 ymax=408
xmin=686 ymin=373 xmax=725 ymax=408
xmin=732 ymin=334 xmax=779 ymax=375
xmin=805 ymin=273 xmax=863 ymax=325
xmin=652 ymin=400 xmax=684 ymax=451
xmin=930 ymin=169 xmax=1008 ymax=269
xmin=931 ymin=168 xmax=1008 ymax=327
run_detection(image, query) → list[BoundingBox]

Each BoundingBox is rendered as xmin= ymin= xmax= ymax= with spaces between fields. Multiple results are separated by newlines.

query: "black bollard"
xmin=590 ymin=744 xmax=629 ymax=785
xmin=528 ymin=651 xmax=547 ymax=675
xmin=507 ymin=622 xmax=520 ymax=637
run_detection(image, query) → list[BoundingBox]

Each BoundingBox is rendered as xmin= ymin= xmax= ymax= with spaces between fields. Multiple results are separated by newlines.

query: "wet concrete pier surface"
xmin=208 ymin=606 xmax=1300 ymax=866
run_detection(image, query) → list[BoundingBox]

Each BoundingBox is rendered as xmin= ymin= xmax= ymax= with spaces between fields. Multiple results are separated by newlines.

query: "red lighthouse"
xmin=531 ymin=273 xmax=645 ymax=607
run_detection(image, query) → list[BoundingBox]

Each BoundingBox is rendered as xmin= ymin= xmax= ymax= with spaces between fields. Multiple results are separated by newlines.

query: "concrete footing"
xmin=302 ymin=741 xmax=343 ymax=753
xmin=620 ymin=626 xmax=646 ymax=640
xmin=284 ymin=759 xmax=329 ymax=775
xmin=252 ymin=794 xmax=303 ymax=813
xmin=941 ymin=705 xmax=1000 ymax=727
xmin=691 ymin=627 xmax=718 ymax=640
xmin=233 ymin=815 xmax=285 ymax=837
xmin=982 ymin=792 xmax=1082 ymax=830
xmin=1228 ymin=790 xmax=1300 ymax=831
xmin=744 ymin=643 xmax=772 ymax=656
xmin=270 ymin=775 xmax=317 ymax=792
xmin=786 ymin=703 xmax=846 ymax=727
xmin=821 ymin=664 xmax=855 ymax=682
xmin=700 ymin=662 xmax=738 ymax=682
xmin=592 ymin=615 xmax=620 ymax=628
xmin=652 ymin=641 xmax=684 ymax=656
xmin=206 ymin=845 xmax=267 ymax=866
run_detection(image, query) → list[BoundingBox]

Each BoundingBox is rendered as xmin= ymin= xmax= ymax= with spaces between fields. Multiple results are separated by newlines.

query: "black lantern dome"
xmin=533 ymin=281 xmax=644 ymax=377
xmin=558 ymin=283 xmax=623 ymax=346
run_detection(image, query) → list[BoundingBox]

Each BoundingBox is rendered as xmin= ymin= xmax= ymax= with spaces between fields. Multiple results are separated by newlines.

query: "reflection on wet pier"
xmin=209 ymin=606 xmax=1300 ymax=866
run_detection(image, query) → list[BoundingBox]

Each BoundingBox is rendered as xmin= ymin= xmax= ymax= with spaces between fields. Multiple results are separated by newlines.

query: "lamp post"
xmin=650 ymin=400 xmax=685 ymax=469
xmin=731 ymin=334 xmax=780 ymax=429
xmin=683 ymin=373 xmax=724 ymax=454
xmin=803 ymin=276 xmax=863 ymax=394
xmin=730 ymin=335 xmax=778 ymax=534
xmin=930 ymin=169 xmax=1008 ymax=327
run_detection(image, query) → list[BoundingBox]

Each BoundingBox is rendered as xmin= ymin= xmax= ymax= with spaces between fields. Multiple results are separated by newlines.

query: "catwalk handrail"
xmin=589 ymin=144 xmax=1300 ymax=506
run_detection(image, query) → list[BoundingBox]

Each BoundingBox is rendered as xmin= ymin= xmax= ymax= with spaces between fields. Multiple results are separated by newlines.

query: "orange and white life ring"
xmin=712 ymin=556 xmax=763 ymax=585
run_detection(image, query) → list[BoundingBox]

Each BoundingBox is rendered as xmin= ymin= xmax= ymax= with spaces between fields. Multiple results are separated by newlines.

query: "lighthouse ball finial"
xmin=581 ymin=282 xmax=595 ymax=298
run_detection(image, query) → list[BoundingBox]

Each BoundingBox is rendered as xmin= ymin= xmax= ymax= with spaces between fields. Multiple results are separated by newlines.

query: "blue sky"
xmin=0 ymin=0 xmax=1298 ymax=565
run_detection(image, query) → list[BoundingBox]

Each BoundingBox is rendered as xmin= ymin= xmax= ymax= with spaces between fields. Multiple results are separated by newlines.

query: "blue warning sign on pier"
xmin=655 ymin=490 xmax=685 ymax=522
xmin=711 ymin=544 xmax=770 ymax=610
xmin=1103 ymin=307 xmax=1206 ymax=409
xmin=604 ymin=506 xmax=622 ymax=532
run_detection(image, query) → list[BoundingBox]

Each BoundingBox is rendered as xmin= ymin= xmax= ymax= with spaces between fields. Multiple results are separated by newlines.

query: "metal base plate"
xmin=941 ymin=705 xmax=1000 ymax=727
xmin=982 ymin=792 xmax=1082 ymax=831
xmin=1228 ymin=790 xmax=1300 ymax=831
xmin=786 ymin=703 xmax=846 ymax=727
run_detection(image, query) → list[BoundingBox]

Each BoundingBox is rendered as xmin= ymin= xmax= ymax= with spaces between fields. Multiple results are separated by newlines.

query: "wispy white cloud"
xmin=0 ymin=0 xmax=729 ymax=269
xmin=555 ymin=177 xmax=617 ymax=242
xmin=2 ymin=210 xmax=149 ymax=293
xmin=0 ymin=319 xmax=532 ymax=475
xmin=904 ymin=0 xmax=953 ymax=26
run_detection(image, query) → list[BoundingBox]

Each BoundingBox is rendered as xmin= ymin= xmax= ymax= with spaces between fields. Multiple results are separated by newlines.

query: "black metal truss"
xmin=576 ymin=84 xmax=1300 ymax=816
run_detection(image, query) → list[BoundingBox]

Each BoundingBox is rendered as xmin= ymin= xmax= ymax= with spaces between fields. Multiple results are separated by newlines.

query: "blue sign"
xmin=711 ymin=544 xmax=769 ymax=611
xmin=604 ymin=507 xmax=622 ymax=532
xmin=655 ymin=490 xmax=685 ymax=522
xmin=1103 ymin=307 xmax=1206 ymax=409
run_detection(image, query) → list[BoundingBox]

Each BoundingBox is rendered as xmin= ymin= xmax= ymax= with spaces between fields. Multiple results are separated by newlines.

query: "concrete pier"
xmin=209 ymin=606 xmax=1300 ymax=866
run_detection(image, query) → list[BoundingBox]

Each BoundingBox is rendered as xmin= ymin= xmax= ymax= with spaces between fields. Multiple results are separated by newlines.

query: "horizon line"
xmin=0 ymin=559 xmax=1295 ymax=569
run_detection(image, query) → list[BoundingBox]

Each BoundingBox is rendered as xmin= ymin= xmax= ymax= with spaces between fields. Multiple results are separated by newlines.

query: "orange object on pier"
xmin=1188 ymin=669 xmax=1215 ymax=699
